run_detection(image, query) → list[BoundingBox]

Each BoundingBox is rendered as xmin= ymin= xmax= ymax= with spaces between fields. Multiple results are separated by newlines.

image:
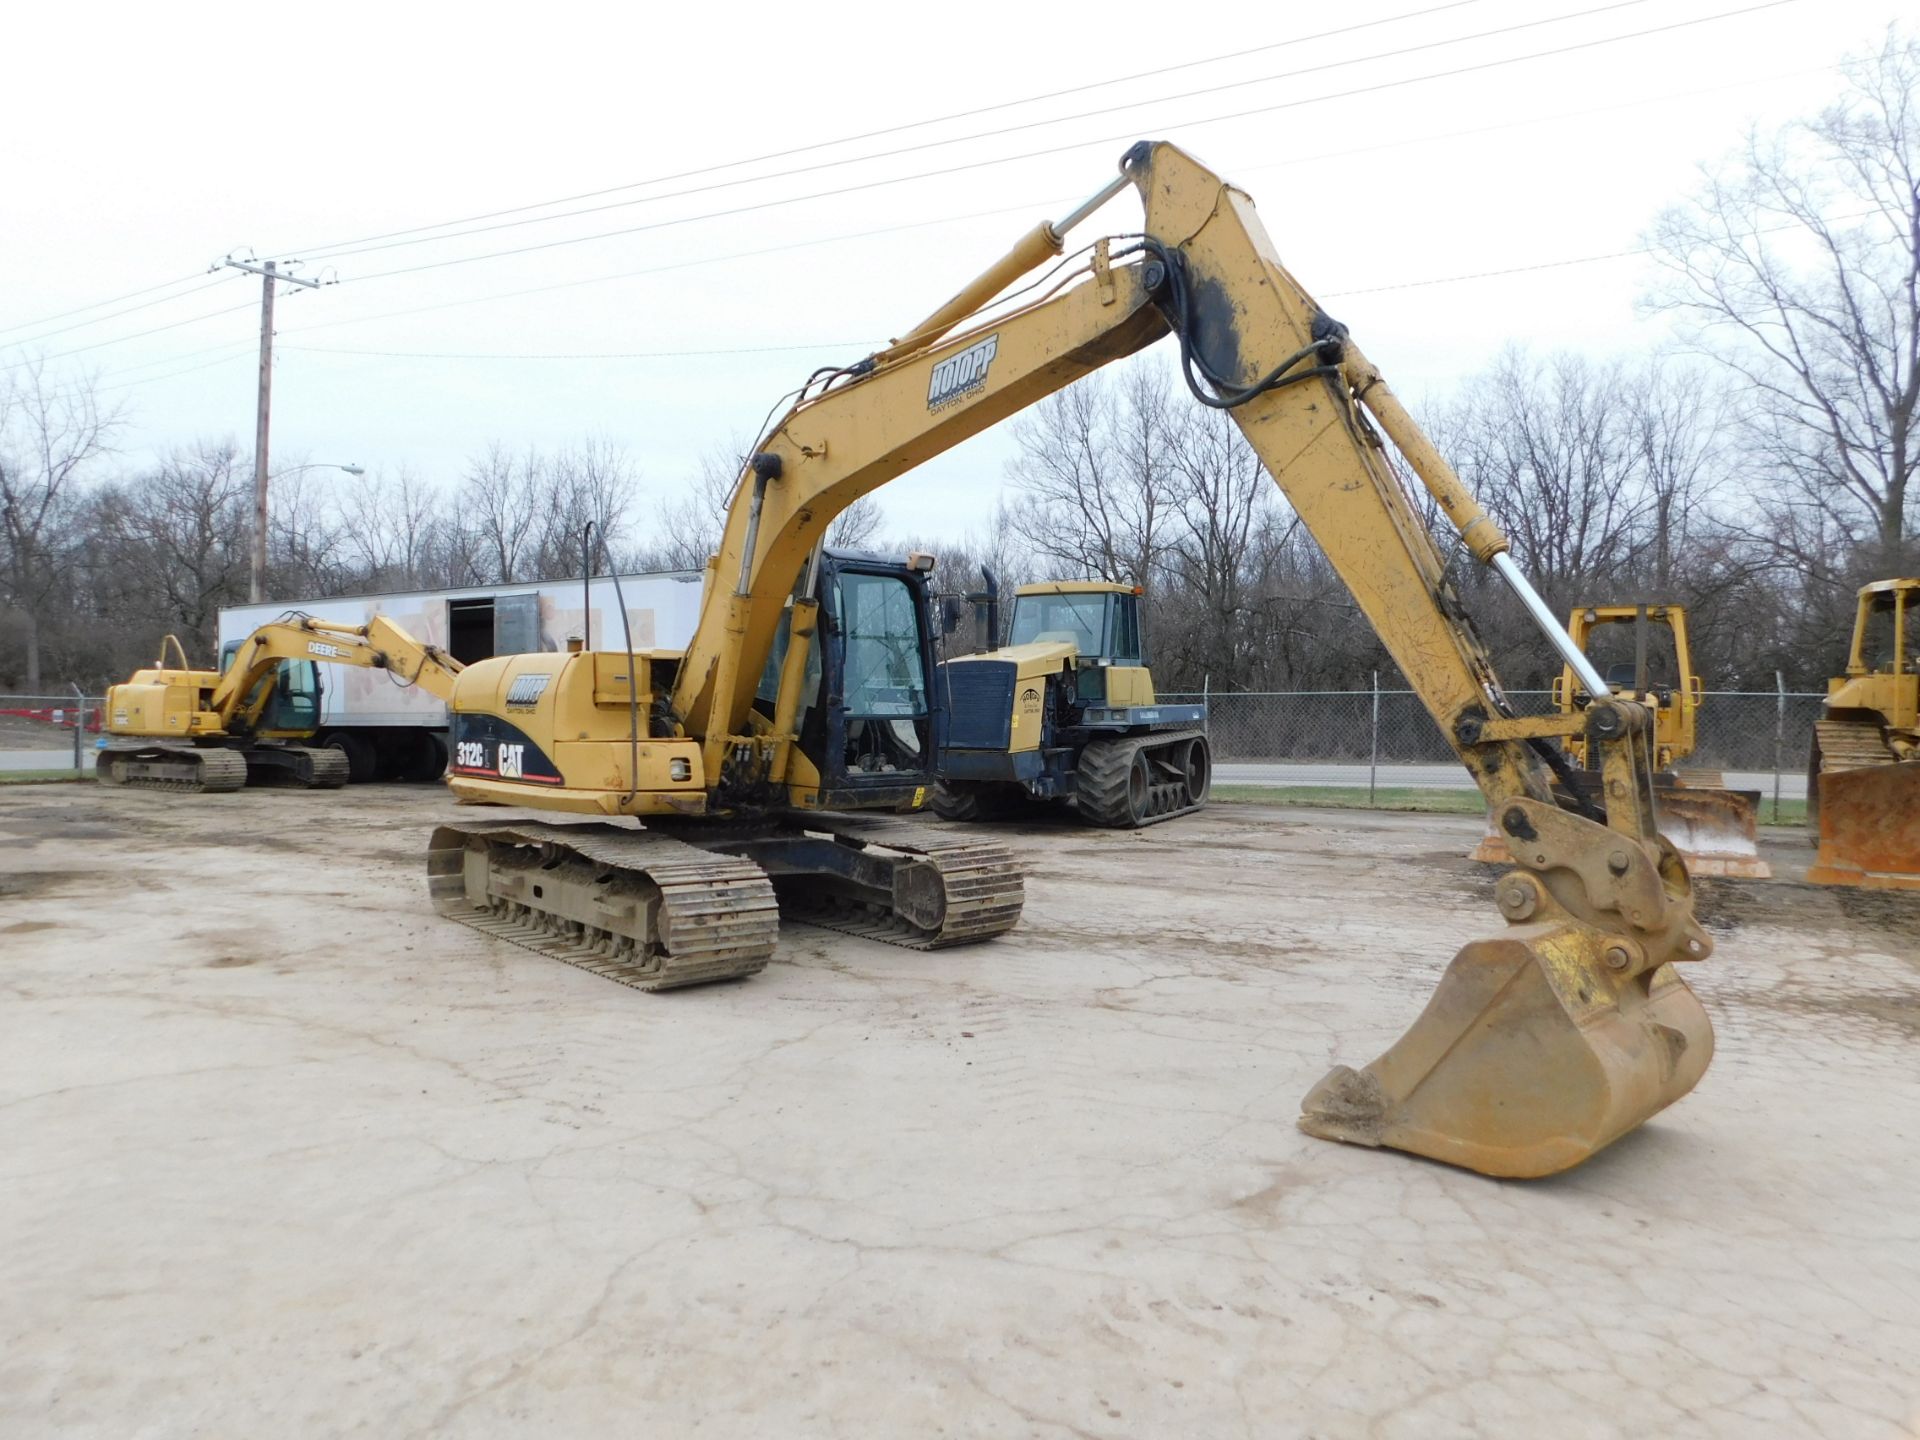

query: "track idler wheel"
xmin=1303 ymin=799 xmax=1716 ymax=1178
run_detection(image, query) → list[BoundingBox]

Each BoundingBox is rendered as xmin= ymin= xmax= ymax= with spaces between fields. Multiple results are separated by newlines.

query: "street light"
xmin=251 ymin=461 xmax=367 ymax=602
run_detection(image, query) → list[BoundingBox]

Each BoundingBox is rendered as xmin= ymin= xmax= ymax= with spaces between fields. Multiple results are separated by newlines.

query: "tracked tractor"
xmin=1471 ymin=604 xmax=1767 ymax=877
xmin=1807 ymin=577 xmax=1920 ymax=890
xmin=932 ymin=577 xmax=1209 ymax=826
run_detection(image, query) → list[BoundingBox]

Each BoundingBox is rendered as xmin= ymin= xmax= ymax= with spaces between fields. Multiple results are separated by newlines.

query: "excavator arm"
xmin=669 ymin=139 xmax=1713 ymax=1176
xmin=213 ymin=615 xmax=464 ymax=729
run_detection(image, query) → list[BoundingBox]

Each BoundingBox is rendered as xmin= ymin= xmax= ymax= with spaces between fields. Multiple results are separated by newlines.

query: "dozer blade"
xmin=1328 ymin=797 xmax=1716 ymax=1178
xmin=1808 ymin=761 xmax=1920 ymax=891
xmin=1471 ymin=786 xmax=1769 ymax=880
xmin=1650 ymin=784 xmax=1767 ymax=879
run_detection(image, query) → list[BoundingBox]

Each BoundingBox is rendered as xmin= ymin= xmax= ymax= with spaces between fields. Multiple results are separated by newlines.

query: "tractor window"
xmin=1860 ymin=596 xmax=1904 ymax=673
xmin=1010 ymin=594 xmax=1109 ymax=656
xmin=1109 ymin=595 xmax=1142 ymax=665
xmin=837 ymin=572 xmax=927 ymax=718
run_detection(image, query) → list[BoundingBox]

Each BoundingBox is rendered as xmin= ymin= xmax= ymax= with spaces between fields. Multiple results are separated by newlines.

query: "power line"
xmin=0 ymin=271 xmax=219 ymax=340
xmin=0 ymin=299 xmax=262 ymax=373
xmin=339 ymin=0 xmax=1802 ymax=285
xmin=301 ymin=0 xmax=1658 ymax=268
xmin=280 ymin=342 xmax=876 ymax=361
xmin=277 ymin=196 xmax=1078 ymax=339
xmin=268 ymin=57 xmax=1830 ymax=347
xmin=8 ymin=0 xmax=1809 ymax=381
xmin=271 ymin=0 xmax=1493 ymax=261
xmin=0 ymin=274 xmax=238 ymax=352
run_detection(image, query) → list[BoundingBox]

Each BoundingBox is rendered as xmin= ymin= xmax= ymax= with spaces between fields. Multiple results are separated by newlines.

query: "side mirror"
xmin=939 ymin=596 xmax=965 ymax=636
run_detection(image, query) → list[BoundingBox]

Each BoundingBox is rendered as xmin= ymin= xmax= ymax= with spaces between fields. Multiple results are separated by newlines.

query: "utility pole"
xmin=216 ymin=254 xmax=321 ymax=602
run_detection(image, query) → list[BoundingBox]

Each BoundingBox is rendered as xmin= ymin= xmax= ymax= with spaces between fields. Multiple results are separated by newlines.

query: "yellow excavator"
xmin=100 ymin=618 xmax=463 ymax=790
xmin=1471 ymin=603 xmax=1767 ymax=877
xmin=399 ymin=139 xmax=1717 ymax=1179
xmin=1806 ymin=577 xmax=1920 ymax=890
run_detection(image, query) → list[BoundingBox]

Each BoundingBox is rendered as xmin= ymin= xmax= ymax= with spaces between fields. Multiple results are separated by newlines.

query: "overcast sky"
xmin=4 ymin=0 xmax=1909 ymax=548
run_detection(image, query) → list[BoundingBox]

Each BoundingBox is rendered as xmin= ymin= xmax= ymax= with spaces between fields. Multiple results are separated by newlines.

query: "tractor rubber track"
xmin=1074 ymin=728 xmax=1210 ymax=828
xmin=775 ymin=816 xmax=1026 ymax=950
xmin=96 ymin=746 xmax=248 ymax=794
xmin=427 ymin=821 xmax=780 ymax=991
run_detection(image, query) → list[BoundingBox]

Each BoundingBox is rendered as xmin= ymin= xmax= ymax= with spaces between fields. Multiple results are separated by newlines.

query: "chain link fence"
xmin=0 ymin=693 xmax=105 ymax=774
xmin=1167 ymin=687 xmax=1825 ymax=806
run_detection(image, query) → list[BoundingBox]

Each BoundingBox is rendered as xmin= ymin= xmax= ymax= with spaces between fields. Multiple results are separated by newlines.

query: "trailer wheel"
xmin=404 ymin=733 xmax=447 ymax=782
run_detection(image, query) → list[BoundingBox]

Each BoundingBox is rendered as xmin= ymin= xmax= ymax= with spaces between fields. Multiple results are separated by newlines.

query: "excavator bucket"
xmin=1300 ymin=923 xmax=1714 ymax=1178
xmin=1807 ymin=760 xmax=1920 ymax=891
xmin=1470 ymin=785 xmax=1768 ymax=879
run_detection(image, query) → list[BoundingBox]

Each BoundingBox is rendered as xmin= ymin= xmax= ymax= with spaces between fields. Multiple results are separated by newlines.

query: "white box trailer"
xmin=217 ymin=570 xmax=705 ymax=781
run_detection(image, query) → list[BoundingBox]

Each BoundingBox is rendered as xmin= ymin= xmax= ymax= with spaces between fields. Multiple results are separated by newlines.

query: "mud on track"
xmin=3 ymin=784 xmax=1917 ymax=1438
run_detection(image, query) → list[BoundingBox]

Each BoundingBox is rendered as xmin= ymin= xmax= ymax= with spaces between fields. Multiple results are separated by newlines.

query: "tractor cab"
xmin=1007 ymin=581 xmax=1153 ymax=708
xmin=1832 ymin=577 xmax=1920 ymax=735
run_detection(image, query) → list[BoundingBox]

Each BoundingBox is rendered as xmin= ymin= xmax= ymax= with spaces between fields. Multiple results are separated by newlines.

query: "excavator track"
xmin=427 ymin=821 xmax=780 ymax=990
xmin=96 ymin=745 xmax=249 ymax=794
xmin=1074 ymin=729 xmax=1211 ymax=828
xmin=242 ymin=745 xmax=350 ymax=789
xmin=766 ymin=816 xmax=1026 ymax=950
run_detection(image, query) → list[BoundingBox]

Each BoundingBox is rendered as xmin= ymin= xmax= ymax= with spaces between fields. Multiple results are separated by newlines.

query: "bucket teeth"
xmin=1300 ymin=926 xmax=1714 ymax=1178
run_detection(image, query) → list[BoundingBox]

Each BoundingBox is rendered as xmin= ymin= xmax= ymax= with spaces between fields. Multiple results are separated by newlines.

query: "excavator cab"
xmin=757 ymin=549 xmax=941 ymax=811
xmin=217 ymin=641 xmax=322 ymax=738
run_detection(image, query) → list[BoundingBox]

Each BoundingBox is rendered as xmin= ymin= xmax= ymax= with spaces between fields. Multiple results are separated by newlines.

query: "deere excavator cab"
xmin=217 ymin=643 xmax=322 ymax=736
xmin=1808 ymin=577 xmax=1920 ymax=889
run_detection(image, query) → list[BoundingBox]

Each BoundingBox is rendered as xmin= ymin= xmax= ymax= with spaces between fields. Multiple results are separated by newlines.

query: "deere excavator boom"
xmin=425 ymin=138 xmax=1713 ymax=1176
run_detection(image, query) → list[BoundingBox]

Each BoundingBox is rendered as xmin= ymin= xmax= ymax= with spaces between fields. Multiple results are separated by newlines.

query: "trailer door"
xmin=494 ymin=592 xmax=541 ymax=656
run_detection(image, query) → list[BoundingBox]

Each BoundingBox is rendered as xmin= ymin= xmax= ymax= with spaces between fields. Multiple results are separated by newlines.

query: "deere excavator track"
xmin=1074 ymin=729 xmax=1210 ymax=828
xmin=427 ymin=821 xmax=780 ymax=990
xmin=763 ymin=817 xmax=1026 ymax=949
xmin=242 ymin=745 xmax=350 ymax=789
xmin=96 ymin=746 xmax=249 ymax=794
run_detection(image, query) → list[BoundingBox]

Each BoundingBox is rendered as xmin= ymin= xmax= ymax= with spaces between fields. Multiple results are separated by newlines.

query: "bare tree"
xmin=1646 ymin=29 xmax=1920 ymax=575
xmin=90 ymin=440 xmax=251 ymax=665
xmin=339 ymin=466 xmax=443 ymax=590
xmin=1003 ymin=368 xmax=1174 ymax=585
xmin=0 ymin=360 xmax=120 ymax=688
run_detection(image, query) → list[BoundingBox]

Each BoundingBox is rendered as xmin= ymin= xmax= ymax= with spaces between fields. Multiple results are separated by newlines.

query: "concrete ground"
xmin=2 ymin=785 xmax=1916 ymax=1439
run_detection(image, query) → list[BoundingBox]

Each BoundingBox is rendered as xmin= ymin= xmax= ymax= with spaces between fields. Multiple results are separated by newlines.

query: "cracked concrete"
xmin=1 ymin=786 xmax=1916 ymax=1438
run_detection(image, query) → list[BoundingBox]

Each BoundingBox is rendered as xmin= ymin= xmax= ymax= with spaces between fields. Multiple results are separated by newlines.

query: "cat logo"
xmin=1018 ymin=685 xmax=1042 ymax=715
xmin=927 ymin=333 xmax=999 ymax=411
xmin=505 ymin=673 xmax=552 ymax=708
